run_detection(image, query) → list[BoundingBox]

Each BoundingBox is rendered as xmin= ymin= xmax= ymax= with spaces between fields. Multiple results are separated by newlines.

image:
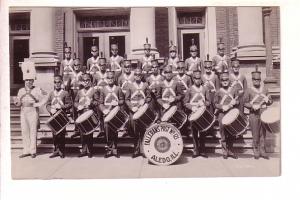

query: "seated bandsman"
xmin=108 ymin=43 xmax=124 ymax=78
xmin=183 ymin=70 xmax=210 ymax=158
xmin=212 ymin=38 xmax=231 ymax=76
xmin=46 ymin=75 xmax=72 ymax=158
xmin=60 ymin=43 xmax=74 ymax=91
xmin=14 ymin=60 xmax=48 ymax=158
xmin=86 ymin=39 xmax=100 ymax=74
xmin=140 ymin=37 xmax=154 ymax=77
xmin=229 ymin=54 xmax=247 ymax=113
xmin=99 ymin=70 xmax=125 ymax=158
xmin=167 ymin=41 xmax=180 ymax=74
xmin=174 ymin=60 xmax=192 ymax=94
xmin=125 ymin=68 xmax=152 ymax=158
xmin=118 ymin=55 xmax=135 ymax=94
xmin=243 ymin=66 xmax=273 ymax=159
xmin=214 ymin=69 xmax=240 ymax=159
xmin=146 ymin=59 xmax=164 ymax=117
xmin=185 ymin=38 xmax=203 ymax=76
xmin=94 ymin=56 xmax=108 ymax=89
xmin=74 ymin=73 xmax=100 ymax=158
xmin=157 ymin=66 xmax=184 ymax=112
xmin=70 ymin=57 xmax=83 ymax=138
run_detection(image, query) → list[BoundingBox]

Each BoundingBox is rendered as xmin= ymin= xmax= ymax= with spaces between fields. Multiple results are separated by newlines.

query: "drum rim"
xmin=104 ymin=106 xmax=120 ymax=122
xmin=161 ymin=106 xmax=177 ymax=122
xmin=222 ymin=108 xmax=239 ymax=125
xmin=188 ymin=106 xmax=206 ymax=121
xmin=75 ymin=109 xmax=94 ymax=123
xmin=133 ymin=103 xmax=149 ymax=120
xmin=261 ymin=107 xmax=280 ymax=124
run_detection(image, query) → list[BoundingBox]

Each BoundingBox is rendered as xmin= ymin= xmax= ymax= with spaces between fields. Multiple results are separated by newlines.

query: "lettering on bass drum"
xmin=143 ymin=122 xmax=183 ymax=166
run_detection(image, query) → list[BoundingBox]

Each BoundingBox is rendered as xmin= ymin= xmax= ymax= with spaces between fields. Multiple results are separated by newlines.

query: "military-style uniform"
xmin=118 ymin=71 xmax=134 ymax=93
xmin=125 ymin=77 xmax=152 ymax=157
xmin=174 ymin=73 xmax=192 ymax=94
xmin=74 ymin=85 xmax=100 ymax=157
xmin=229 ymin=73 xmax=247 ymax=112
xmin=14 ymin=60 xmax=48 ymax=158
xmin=46 ymin=85 xmax=72 ymax=158
xmin=243 ymin=67 xmax=272 ymax=159
xmin=140 ymin=38 xmax=154 ymax=77
xmin=168 ymin=41 xmax=180 ymax=74
xmin=99 ymin=82 xmax=125 ymax=157
xmin=202 ymin=70 xmax=219 ymax=111
xmin=185 ymin=40 xmax=203 ymax=75
xmin=108 ymin=54 xmax=123 ymax=78
xmin=212 ymin=41 xmax=231 ymax=75
xmin=60 ymin=45 xmax=74 ymax=91
xmin=183 ymin=80 xmax=211 ymax=158
xmin=214 ymin=72 xmax=240 ymax=159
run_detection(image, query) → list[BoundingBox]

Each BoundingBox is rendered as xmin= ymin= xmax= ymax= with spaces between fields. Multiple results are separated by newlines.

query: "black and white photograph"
xmin=6 ymin=6 xmax=282 ymax=179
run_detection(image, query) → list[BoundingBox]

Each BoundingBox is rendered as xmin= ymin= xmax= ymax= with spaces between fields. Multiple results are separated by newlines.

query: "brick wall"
xmin=155 ymin=7 xmax=169 ymax=58
xmin=55 ymin=8 xmax=64 ymax=60
xmin=215 ymin=7 xmax=239 ymax=56
xmin=270 ymin=7 xmax=280 ymax=47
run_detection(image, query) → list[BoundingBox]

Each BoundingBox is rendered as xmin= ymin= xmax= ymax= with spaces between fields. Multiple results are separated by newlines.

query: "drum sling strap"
xmin=162 ymin=80 xmax=176 ymax=102
xmin=104 ymin=85 xmax=119 ymax=106
xmin=63 ymin=59 xmax=74 ymax=74
xmin=121 ymin=73 xmax=134 ymax=91
xmin=131 ymin=82 xmax=146 ymax=105
xmin=230 ymin=73 xmax=244 ymax=91
xmin=203 ymin=72 xmax=216 ymax=92
xmin=176 ymin=74 xmax=188 ymax=91
xmin=142 ymin=56 xmax=153 ymax=72
xmin=250 ymin=86 xmax=268 ymax=108
xmin=89 ymin=56 xmax=100 ymax=73
xmin=79 ymin=87 xmax=93 ymax=107
xmin=149 ymin=74 xmax=162 ymax=89
xmin=219 ymin=87 xmax=234 ymax=106
xmin=110 ymin=55 xmax=122 ymax=72
xmin=190 ymin=85 xmax=205 ymax=106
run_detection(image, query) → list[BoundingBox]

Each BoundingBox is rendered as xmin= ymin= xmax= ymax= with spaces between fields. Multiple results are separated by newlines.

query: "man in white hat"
xmin=14 ymin=60 xmax=48 ymax=158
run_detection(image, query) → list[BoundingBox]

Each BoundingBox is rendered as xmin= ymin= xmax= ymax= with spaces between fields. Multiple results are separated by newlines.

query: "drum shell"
xmin=189 ymin=108 xmax=215 ymax=132
xmin=46 ymin=110 xmax=70 ymax=135
xmin=76 ymin=111 xmax=100 ymax=135
xmin=134 ymin=106 xmax=158 ymax=131
xmin=106 ymin=109 xmax=129 ymax=132
xmin=161 ymin=107 xmax=187 ymax=129
xmin=262 ymin=121 xmax=280 ymax=133
xmin=223 ymin=110 xmax=249 ymax=137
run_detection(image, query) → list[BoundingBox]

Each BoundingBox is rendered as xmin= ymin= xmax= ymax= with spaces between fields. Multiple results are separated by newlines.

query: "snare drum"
xmin=161 ymin=106 xmax=187 ymax=129
xmin=261 ymin=107 xmax=280 ymax=133
xmin=75 ymin=110 xmax=100 ymax=135
xmin=46 ymin=109 xmax=70 ymax=135
xmin=188 ymin=106 xmax=216 ymax=132
xmin=104 ymin=106 xmax=129 ymax=132
xmin=222 ymin=108 xmax=249 ymax=137
xmin=132 ymin=104 xmax=158 ymax=130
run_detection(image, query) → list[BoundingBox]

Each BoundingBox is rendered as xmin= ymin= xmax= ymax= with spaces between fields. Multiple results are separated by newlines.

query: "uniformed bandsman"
xmin=183 ymin=70 xmax=211 ymax=158
xmin=86 ymin=39 xmax=100 ymax=73
xmin=74 ymin=73 xmax=100 ymax=158
xmin=185 ymin=38 xmax=202 ymax=76
xmin=108 ymin=43 xmax=124 ymax=78
xmin=243 ymin=66 xmax=273 ymax=159
xmin=140 ymin=37 xmax=154 ymax=77
xmin=174 ymin=60 xmax=192 ymax=94
xmin=94 ymin=55 xmax=108 ymax=89
xmin=168 ymin=41 xmax=180 ymax=74
xmin=229 ymin=53 xmax=247 ymax=113
xmin=60 ymin=43 xmax=74 ymax=91
xmin=125 ymin=68 xmax=152 ymax=158
xmin=100 ymin=70 xmax=125 ymax=158
xmin=212 ymin=38 xmax=231 ymax=76
xmin=118 ymin=55 xmax=135 ymax=94
xmin=46 ymin=75 xmax=72 ymax=158
xmin=14 ymin=60 xmax=48 ymax=158
xmin=214 ymin=69 xmax=239 ymax=159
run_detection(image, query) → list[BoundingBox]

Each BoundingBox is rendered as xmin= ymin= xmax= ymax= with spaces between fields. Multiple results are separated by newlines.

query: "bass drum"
xmin=143 ymin=122 xmax=183 ymax=166
xmin=260 ymin=106 xmax=280 ymax=133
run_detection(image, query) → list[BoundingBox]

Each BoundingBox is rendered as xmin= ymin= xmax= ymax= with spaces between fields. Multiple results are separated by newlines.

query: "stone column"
xmin=129 ymin=8 xmax=158 ymax=59
xmin=205 ymin=7 xmax=217 ymax=58
xmin=263 ymin=7 xmax=273 ymax=78
xmin=168 ymin=7 xmax=177 ymax=47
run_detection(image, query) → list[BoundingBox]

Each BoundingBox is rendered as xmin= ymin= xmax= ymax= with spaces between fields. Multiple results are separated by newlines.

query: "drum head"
xmin=143 ymin=122 xmax=183 ymax=166
xmin=76 ymin=110 xmax=94 ymax=123
xmin=104 ymin=106 xmax=120 ymax=122
xmin=133 ymin=104 xmax=149 ymax=120
xmin=161 ymin=106 xmax=177 ymax=122
xmin=188 ymin=106 xmax=205 ymax=121
xmin=222 ymin=108 xmax=239 ymax=125
xmin=261 ymin=107 xmax=280 ymax=124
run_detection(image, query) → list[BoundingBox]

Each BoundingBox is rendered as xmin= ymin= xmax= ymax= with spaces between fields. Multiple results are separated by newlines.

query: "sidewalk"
xmin=11 ymin=150 xmax=280 ymax=179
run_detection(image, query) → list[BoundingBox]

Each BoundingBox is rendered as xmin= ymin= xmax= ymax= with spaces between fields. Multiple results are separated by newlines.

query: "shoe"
xmin=97 ymin=131 xmax=105 ymax=138
xmin=58 ymin=151 xmax=65 ymax=158
xmin=70 ymin=132 xmax=80 ymax=139
xmin=104 ymin=151 xmax=113 ymax=158
xmin=228 ymin=150 xmax=238 ymax=159
xmin=199 ymin=152 xmax=208 ymax=158
xmin=114 ymin=153 xmax=120 ymax=158
xmin=78 ymin=152 xmax=87 ymax=157
xmin=260 ymin=153 xmax=269 ymax=160
xmin=31 ymin=154 xmax=37 ymax=158
xmin=254 ymin=155 xmax=260 ymax=159
xmin=132 ymin=150 xmax=140 ymax=158
xmin=192 ymin=149 xmax=200 ymax=158
xmin=19 ymin=153 xmax=31 ymax=158
xmin=88 ymin=153 xmax=93 ymax=158
xmin=223 ymin=154 xmax=228 ymax=159
xmin=49 ymin=152 xmax=59 ymax=158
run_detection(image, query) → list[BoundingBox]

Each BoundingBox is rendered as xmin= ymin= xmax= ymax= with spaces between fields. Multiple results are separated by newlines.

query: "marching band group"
xmin=14 ymin=37 xmax=274 ymax=161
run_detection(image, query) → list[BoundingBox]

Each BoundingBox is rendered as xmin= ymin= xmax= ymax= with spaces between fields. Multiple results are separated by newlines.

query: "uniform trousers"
xmin=249 ymin=112 xmax=267 ymax=156
xmin=52 ymin=129 xmax=66 ymax=154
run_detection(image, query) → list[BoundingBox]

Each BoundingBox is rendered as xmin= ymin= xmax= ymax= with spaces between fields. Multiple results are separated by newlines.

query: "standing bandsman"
xmin=243 ymin=66 xmax=273 ymax=159
xmin=70 ymin=57 xmax=83 ymax=138
xmin=14 ymin=60 xmax=48 ymax=158
xmin=157 ymin=66 xmax=184 ymax=112
xmin=183 ymin=70 xmax=211 ymax=158
xmin=74 ymin=73 xmax=100 ymax=158
xmin=60 ymin=43 xmax=74 ymax=91
xmin=86 ymin=39 xmax=100 ymax=74
xmin=125 ymin=68 xmax=152 ymax=158
xmin=214 ymin=69 xmax=240 ymax=159
xmin=46 ymin=75 xmax=72 ymax=158
xmin=140 ymin=37 xmax=154 ymax=77
xmin=108 ymin=43 xmax=124 ymax=78
xmin=185 ymin=38 xmax=202 ymax=76
xmin=118 ymin=56 xmax=135 ymax=94
xmin=100 ymin=70 xmax=125 ymax=158
xmin=229 ymin=54 xmax=247 ymax=113
xmin=168 ymin=41 xmax=180 ymax=74
xmin=212 ymin=38 xmax=231 ymax=76
xmin=94 ymin=54 xmax=108 ymax=89
xmin=174 ymin=60 xmax=192 ymax=94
